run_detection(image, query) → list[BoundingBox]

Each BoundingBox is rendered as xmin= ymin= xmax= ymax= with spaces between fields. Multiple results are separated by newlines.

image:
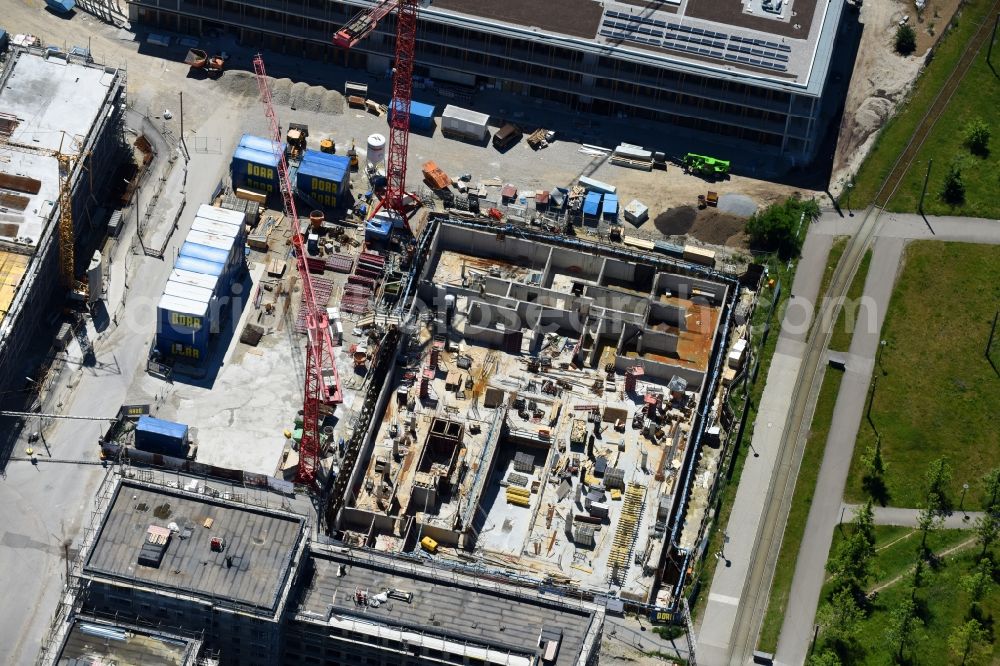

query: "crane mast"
xmin=252 ymin=55 xmax=342 ymax=487
xmin=0 ymin=136 xmax=77 ymax=288
xmin=335 ymin=0 xmax=420 ymax=232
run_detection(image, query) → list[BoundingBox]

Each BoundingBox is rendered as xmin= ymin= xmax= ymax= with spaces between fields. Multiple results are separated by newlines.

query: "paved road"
xmin=773 ymin=213 xmax=999 ymax=665
xmin=0 ymin=104 xmax=231 ymax=666
xmin=841 ymin=504 xmax=986 ymax=529
xmin=814 ymin=211 xmax=1000 ymax=244
xmin=697 ymin=226 xmax=833 ymax=664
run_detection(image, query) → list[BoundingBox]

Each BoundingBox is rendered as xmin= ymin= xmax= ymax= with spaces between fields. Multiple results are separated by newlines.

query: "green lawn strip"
xmin=828 ymin=249 xmax=872 ymax=352
xmin=844 ymin=242 xmax=1000 ymax=508
xmin=817 ymin=236 xmax=849 ymax=300
xmin=813 ymin=527 xmax=1000 ymax=664
xmin=886 ymin=39 xmax=1000 ymax=219
xmin=690 ymin=258 xmax=795 ymax=622
xmin=757 ymin=366 xmax=845 ymax=652
xmin=850 ymin=0 xmax=997 ymax=209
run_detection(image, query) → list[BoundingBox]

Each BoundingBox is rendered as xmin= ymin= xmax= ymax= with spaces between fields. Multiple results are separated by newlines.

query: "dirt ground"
xmin=2 ymin=0 xmax=813 ymax=261
xmin=830 ymin=0 xmax=962 ymax=192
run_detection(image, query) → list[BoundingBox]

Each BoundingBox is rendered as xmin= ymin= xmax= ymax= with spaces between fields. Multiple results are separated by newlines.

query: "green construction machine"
xmin=684 ymin=153 xmax=730 ymax=178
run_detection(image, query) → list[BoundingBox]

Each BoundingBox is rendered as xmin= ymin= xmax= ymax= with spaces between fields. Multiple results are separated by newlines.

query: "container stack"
xmin=156 ymin=204 xmax=247 ymax=362
xmin=230 ymin=134 xmax=284 ymax=198
xmin=296 ymin=150 xmax=351 ymax=209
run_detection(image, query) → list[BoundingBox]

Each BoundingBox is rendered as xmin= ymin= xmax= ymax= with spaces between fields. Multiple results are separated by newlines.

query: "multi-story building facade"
xmin=127 ymin=0 xmax=847 ymax=162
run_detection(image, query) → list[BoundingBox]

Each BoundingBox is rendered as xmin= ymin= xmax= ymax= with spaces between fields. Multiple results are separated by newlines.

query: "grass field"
xmin=690 ymin=257 xmax=795 ymax=622
xmin=812 ymin=526 xmax=1000 ymax=664
xmin=844 ymin=242 xmax=1000 ymax=509
xmin=758 ymin=366 xmax=845 ymax=652
xmin=850 ymin=1 xmax=999 ymax=217
xmin=828 ymin=249 xmax=873 ymax=352
xmin=887 ymin=41 xmax=1000 ymax=218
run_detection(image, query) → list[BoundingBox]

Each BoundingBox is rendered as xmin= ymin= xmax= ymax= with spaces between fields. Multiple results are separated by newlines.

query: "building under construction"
xmin=41 ymin=469 xmax=604 ymax=665
xmin=128 ymin=0 xmax=847 ymax=162
xmin=335 ymin=220 xmax=744 ymax=612
xmin=0 ymin=47 xmax=128 ymax=391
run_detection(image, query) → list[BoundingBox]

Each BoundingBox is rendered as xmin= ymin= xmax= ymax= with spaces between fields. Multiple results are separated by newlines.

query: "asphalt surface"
xmin=841 ymin=504 xmax=986 ymax=529
xmin=697 ymin=222 xmax=833 ymax=664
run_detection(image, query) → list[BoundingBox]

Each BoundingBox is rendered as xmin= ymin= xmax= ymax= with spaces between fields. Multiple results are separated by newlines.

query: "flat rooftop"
xmin=428 ymin=0 xmax=843 ymax=90
xmin=83 ymin=479 xmax=306 ymax=613
xmin=55 ymin=617 xmax=200 ymax=665
xmin=299 ymin=546 xmax=599 ymax=666
xmin=0 ymin=51 xmax=117 ymax=249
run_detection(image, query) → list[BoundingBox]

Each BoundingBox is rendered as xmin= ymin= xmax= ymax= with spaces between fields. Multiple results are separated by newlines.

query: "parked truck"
xmin=441 ymin=105 xmax=490 ymax=143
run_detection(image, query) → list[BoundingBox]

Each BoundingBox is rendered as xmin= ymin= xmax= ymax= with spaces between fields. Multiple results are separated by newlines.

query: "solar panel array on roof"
xmin=600 ymin=16 xmax=790 ymax=72
xmin=605 ymin=9 xmax=667 ymax=27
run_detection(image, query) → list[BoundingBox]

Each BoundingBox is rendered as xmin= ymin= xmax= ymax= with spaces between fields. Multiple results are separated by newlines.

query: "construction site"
xmin=0 ymin=0 xmax=771 ymax=663
xmin=334 ymin=219 xmax=744 ymax=608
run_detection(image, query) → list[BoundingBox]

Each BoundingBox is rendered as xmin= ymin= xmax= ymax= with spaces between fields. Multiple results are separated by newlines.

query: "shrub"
xmin=895 ymin=24 xmax=917 ymax=55
xmin=964 ymin=118 xmax=991 ymax=156
xmin=940 ymin=161 xmax=965 ymax=205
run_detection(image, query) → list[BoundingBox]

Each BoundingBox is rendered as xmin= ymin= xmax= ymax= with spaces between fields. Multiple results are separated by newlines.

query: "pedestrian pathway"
xmin=697 ymin=228 xmax=832 ymax=664
xmin=841 ymin=503 xmax=986 ymax=529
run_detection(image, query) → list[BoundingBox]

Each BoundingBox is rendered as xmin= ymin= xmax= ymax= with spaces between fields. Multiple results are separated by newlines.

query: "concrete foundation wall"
xmin=654 ymin=273 xmax=728 ymax=303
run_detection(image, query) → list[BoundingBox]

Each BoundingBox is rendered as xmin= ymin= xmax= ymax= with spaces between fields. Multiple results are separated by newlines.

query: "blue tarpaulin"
xmin=583 ymin=192 xmax=602 ymax=216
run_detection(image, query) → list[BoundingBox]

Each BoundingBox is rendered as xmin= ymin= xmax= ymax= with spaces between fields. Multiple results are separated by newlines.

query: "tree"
xmin=827 ymin=530 xmax=877 ymax=593
xmin=916 ymin=496 xmax=942 ymax=557
xmin=948 ymin=619 xmax=989 ymax=665
xmin=745 ymin=196 xmax=816 ymax=259
xmin=807 ymin=649 xmax=842 ymax=666
xmin=884 ymin=596 xmax=924 ymax=661
xmin=982 ymin=466 xmax=1000 ymax=513
xmin=924 ymin=457 xmax=952 ymax=508
xmin=895 ymin=24 xmax=917 ymax=55
xmin=817 ymin=588 xmax=865 ymax=645
xmin=941 ymin=161 xmax=966 ymax=205
xmin=974 ymin=512 xmax=999 ymax=558
xmin=961 ymin=557 xmax=993 ymax=613
xmin=964 ymin=118 xmax=991 ymax=156
xmin=861 ymin=441 xmax=888 ymax=503
xmin=854 ymin=499 xmax=877 ymax=551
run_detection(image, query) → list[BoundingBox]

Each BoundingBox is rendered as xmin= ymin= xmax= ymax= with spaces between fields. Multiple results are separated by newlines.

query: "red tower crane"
xmin=334 ymin=0 xmax=420 ymax=232
xmin=252 ymin=54 xmax=343 ymax=487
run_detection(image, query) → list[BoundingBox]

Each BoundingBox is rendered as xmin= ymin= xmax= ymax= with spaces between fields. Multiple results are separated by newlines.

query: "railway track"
xmin=726 ymin=5 xmax=1000 ymax=663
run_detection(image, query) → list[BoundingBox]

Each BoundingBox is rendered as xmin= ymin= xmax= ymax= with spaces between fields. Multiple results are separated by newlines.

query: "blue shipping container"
xmin=46 ymin=0 xmax=75 ymax=12
xmin=135 ymin=416 xmax=189 ymax=457
xmin=583 ymin=192 xmax=602 ymax=216
xmin=301 ymin=150 xmax=351 ymax=169
xmin=298 ymin=162 xmax=348 ymax=208
xmin=231 ymin=146 xmax=280 ymax=195
xmin=603 ymin=194 xmax=619 ymax=219
xmin=180 ymin=241 xmax=230 ymax=266
xmin=0 ymin=30 xmax=8 ymax=52
xmin=174 ymin=255 xmax=224 ymax=278
xmin=390 ymin=98 xmax=435 ymax=131
xmin=239 ymin=134 xmax=285 ymax=155
xmin=158 ymin=292 xmax=210 ymax=341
